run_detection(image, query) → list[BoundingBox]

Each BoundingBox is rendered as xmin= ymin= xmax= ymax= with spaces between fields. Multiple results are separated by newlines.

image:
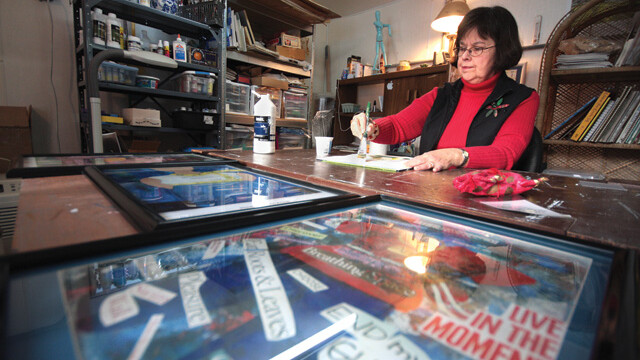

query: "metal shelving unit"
xmin=223 ymin=0 xmax=339 ymax=138
xmin=73 ymin=0 xmax=226 ymax=153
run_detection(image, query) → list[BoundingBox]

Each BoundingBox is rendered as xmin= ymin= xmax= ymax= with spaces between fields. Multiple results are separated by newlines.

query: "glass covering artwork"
xmin=6 ymin=201 xmax=613 ymax=359
xmin=98 ymin=164 xmax=338 ymax=221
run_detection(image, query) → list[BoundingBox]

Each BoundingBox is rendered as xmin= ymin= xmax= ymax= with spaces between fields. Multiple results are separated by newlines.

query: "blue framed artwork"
xmin=7 ymin=152 xmax=232 ymax=178
xmin=84 ymin=163 xmax=355 ymax=231
xmin=3 ymin=196 xmax=630 ymax=360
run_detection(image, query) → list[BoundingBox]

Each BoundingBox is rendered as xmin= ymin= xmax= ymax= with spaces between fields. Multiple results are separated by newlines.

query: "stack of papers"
xmin=321 ymin=154 xmax=413 ymax=172
xmin=555 ymin=53 xmax=612 ymax=69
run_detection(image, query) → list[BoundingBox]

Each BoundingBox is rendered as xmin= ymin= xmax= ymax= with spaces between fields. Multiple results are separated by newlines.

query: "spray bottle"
xmin=253 ymin=93 xmax=276 ymax=154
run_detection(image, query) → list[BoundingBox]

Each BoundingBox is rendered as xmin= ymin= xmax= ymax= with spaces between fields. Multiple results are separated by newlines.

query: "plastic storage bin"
xmin=98 ymin=61 xmax=138 ymax=85
xmin=225 ymin=125 xmax=253 ymax=149
xmin=282 ymin=91 xmax=308 ymax=119
xmin=225 ymin=80 xmax=251 ymax=115
xmin=277 ymin=127 xmax=306 ymax=149
xmin=175 ymin=71 xmax=216 ymax=95
xmin=136 ymin=75 xmax=159 ymax=89
xmin=250 ymin=85 xmax=282 ymax=118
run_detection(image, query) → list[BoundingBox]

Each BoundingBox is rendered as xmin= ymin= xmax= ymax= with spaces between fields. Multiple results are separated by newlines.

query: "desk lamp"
xmin=430 ymin=0 xmax=470 ymax=60
xmin=88 ymin=49 xmax=177 ymax=153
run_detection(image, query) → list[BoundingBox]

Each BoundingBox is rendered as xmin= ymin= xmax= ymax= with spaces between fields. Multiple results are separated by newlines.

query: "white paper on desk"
xmin=321 ymin=154 xmax=412 ymax=172
xmin=479 ymin=199 xmax=572 ymax=218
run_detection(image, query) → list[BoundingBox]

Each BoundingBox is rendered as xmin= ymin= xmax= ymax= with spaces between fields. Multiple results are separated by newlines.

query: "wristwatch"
xmin=459 ymin=149 xmax=469 ymax=168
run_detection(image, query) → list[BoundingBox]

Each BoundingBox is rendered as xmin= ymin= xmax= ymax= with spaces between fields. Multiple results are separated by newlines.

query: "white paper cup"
xmin=369 ymin=142 xmax=388 ymax=156
xmin=315 ymin=136 xmax=333 ymax=159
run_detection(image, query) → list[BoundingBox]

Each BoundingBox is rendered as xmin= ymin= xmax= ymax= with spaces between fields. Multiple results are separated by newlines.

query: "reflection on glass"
xmin=49 ymin=203 xmax=611 ymax=360
xmin=100 ymin=165 xmax=337 ymax=220
xmin=22 ymin=153 xmax=216 ymax=168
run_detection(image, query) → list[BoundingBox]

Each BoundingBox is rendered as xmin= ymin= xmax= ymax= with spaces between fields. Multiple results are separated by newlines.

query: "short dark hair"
xmin=451 ymin=6 xmax=523 ymax=74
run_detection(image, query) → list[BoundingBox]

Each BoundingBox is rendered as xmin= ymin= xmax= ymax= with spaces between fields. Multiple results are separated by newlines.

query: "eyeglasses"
xmin=454 ymin=46 xmax=495 ymax=57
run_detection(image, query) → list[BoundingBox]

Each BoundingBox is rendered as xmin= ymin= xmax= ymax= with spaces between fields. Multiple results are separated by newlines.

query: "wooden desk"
xmin=9 ymin=150 xmax=640 ymax=261
xmin=208 ymin=149 xmax=640 ymax=250
xmin=12 ymin=175 xmax=137 ymax=254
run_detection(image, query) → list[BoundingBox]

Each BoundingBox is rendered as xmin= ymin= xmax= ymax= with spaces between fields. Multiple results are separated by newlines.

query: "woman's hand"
xmin=405 ymin=148 xmax=466 ymax=172
xmin=350 ymin=112 xmax=379 ymax=140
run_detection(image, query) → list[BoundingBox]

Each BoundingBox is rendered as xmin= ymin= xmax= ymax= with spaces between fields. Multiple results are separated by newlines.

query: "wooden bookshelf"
xmin=544 ymin=139 xmax=640 ymax=150
xmin=536 ymin=0 xmax=640 ymax=181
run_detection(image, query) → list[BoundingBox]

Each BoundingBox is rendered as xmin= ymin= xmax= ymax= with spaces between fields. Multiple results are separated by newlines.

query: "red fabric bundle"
xmin=453 ymin=168 xmax=547 ymax=197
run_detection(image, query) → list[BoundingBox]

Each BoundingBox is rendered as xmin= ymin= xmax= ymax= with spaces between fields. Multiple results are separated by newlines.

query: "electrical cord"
xmin=61 ymin=0 xmax=80 ymax=148
xmin=335 ymin=80 xmax=352 ymax=133
xmin=46 ymin=0 xmax=62 ymax=153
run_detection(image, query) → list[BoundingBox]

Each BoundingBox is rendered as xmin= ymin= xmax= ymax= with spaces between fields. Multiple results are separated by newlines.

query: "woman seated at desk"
xmin=350 ymin=6 xmax=539 ymax=172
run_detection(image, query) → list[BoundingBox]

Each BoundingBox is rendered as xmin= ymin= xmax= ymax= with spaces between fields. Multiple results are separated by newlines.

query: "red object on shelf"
xmin=237 ymin=75 xmax=251 ymax=85
xmin=453 ymin=168 xmax=547 ymax=197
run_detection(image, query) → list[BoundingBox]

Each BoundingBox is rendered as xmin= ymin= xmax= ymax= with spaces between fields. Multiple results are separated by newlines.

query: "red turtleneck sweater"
xmin=374 ymin=73 xmax=539 ymax=169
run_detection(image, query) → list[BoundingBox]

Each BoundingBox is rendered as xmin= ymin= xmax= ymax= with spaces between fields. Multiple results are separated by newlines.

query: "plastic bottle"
xmin=91 ymin=8 xmax=106 ymax=46
xmin=127 ymin=35 xmax=142 ymax=51
xmin=140 ymin=29 xmax=151 ymax=51
xmin=173 ymin=34 xmax=187 ymax=62
xmin=253 ymin=93 xmax=276 ymax=154
xmin=156 ymin=40 xmax=164 ymax=54
xmin=163 ymin=40 xmax=171 ymax=57
xmin=106 ymin=13 xmax=122 ymax=48
xmin=119 ymin=24 xmax=125 ymax=49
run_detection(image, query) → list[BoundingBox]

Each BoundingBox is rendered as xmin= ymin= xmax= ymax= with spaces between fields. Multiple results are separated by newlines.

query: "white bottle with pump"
xmin=173 ymin=34 xmax=187 ymax=62
xmin=253 ymin=93 xmax=276 ymax=154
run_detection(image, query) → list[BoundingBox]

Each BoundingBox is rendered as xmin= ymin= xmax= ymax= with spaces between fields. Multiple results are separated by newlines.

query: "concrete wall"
xmin=313 ymin=0 xmax=572 ymax=99
xmin=0 ymin=0 xmax=81 ymax=153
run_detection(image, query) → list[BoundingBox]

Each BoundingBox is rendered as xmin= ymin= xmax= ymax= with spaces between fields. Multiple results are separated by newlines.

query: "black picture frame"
xmin=6 ymin=152 xmax=233 ymax=178
xmin=1 ymin=195 xmax=634 ymax=359
xmin=84 ymin=162 xmax=358 ymax=232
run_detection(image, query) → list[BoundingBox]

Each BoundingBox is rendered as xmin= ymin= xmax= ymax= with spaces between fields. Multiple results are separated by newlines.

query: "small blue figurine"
xmin=373 ymin=10 xmax=392 ymax=72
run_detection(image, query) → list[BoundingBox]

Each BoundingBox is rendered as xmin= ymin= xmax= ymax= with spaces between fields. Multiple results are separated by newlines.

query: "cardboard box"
xmin=250 ymin=75 xmax=289 ymax=90
xmin=127 ymin=139 xmax=161 ymax=153
xmin=122 ymin=108 xmax=161 ymax=127
xmin=0 ymin=106 xmax=32 ymax=173
xmin=267 ymin=44 xmax=306 ymax=61
xmin=101 ymin=115 xmax=124 ymax=124
xmin=280 ymin=33 xmax=300 ymax=48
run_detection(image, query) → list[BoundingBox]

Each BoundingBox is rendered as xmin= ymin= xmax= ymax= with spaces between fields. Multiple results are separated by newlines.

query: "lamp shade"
xmin=431 ymin=0 xmax=470 ymax=34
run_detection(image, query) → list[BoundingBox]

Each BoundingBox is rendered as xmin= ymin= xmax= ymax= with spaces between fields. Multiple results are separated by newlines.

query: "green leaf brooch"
xmin=485 ymin=97 xmax=509 ymax=118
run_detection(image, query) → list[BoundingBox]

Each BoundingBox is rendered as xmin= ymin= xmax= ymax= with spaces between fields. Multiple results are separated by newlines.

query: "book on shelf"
xmin=608 ymin=91 xmax=640 ymax=142
xmin=583 ymin=99 xmax=615 ymax=142
xmin=555 ymin=53 xmax=612 ymax=70
xmin=226 ymin=8 xmax=234 ymax=48
xmin=544 ymin=96 xmax=596 ymax=139
xmin=625 ymin=113 xmax=640 ymax=144
xmin=616 ymin=97 xmax=640 ymax=143
xmin=559 ymin=116 xmax=586 ymax=140
xmin=238 ymin=10 xmax=255 ymax=46
xmin=234 ymin=12 xmax=246 ymax=52
xmin=589 ymin=87 xmax=626 ymax=142
xmin=592 ymin=86 xmax=633 ymax=142
xmin=570 ymin=90 xmax=610 ymax=141
xmin=577 ymin=97 xmax=610 ymax=142
xmin=601 ymin=90 xmax=638 ymax=142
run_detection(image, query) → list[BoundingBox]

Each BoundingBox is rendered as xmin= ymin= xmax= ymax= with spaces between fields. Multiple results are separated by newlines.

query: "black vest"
xmin=419 ymin=72 xmax=534 ymax=154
